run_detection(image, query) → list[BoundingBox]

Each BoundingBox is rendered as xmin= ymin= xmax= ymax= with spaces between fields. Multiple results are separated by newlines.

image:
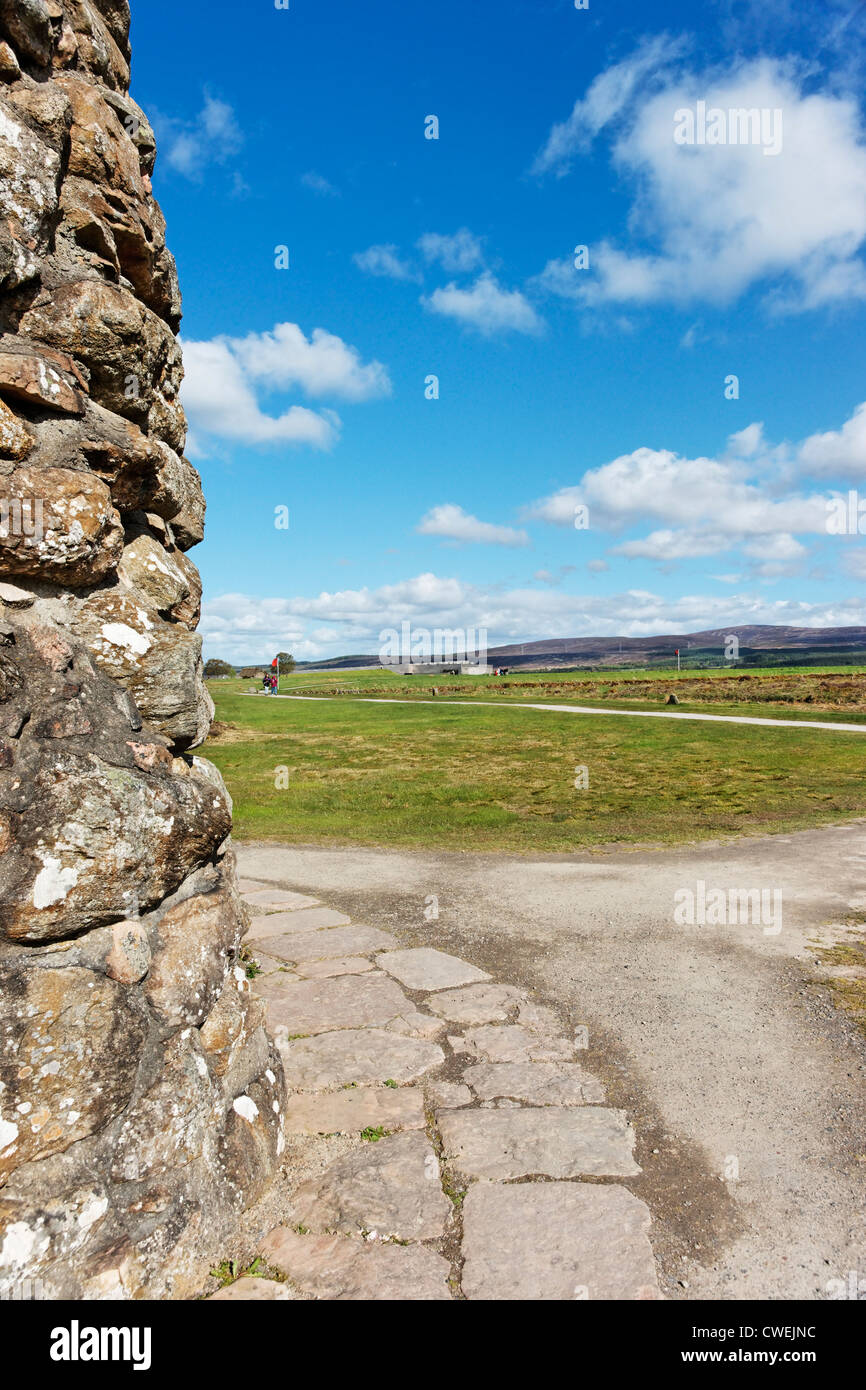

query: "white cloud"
xmin=417 ymin=228 xmax=485 ymax=273
xmin=532 ymin=34 xmax=684 ymax=177
xmin=224 ymin=323 xmax=391 ymax=402
xmin=181 ymin=340 xmax=337 ymax=449
xmin=614 ymin=529 xmax=734 ymax=560
xmin=528 ymin=446 xmax=827 ymax=539
xmin=181 ymin=323 xmax=389 ymax=451
xmin=160 ymin=96 xmax=243 ymax=181
xmin=526 ymin=402 xmax=866 ymax=573
xmin=533 ymin=50 xmax=866 ymax=312
xmin=417 ymin=504 xmax=529 ymax=547
xmin=353 ymin=244 xmax=419 ymax=281
xmin=794 ymin=401 xmax=866 ymax=477
xmin=301 ymin=171 xmax=339 ymax=196
xmin=201 ymin=576 xmax=866 ymax=663
xmin=423 ymin=272 xmax=544 ymax=336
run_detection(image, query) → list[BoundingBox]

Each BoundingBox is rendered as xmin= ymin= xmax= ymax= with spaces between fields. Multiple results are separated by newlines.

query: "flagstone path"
xmin=209 ymin=868 xmax=662 ymax=1301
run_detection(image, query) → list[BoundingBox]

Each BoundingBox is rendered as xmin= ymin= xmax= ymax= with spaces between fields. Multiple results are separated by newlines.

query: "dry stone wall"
xmin=0 ymin=0 xmax=286 ymax=1298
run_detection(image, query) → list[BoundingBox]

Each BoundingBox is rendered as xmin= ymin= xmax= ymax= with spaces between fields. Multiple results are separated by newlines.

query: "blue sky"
xmin=130 ymin=0 xmax=866 ymax=662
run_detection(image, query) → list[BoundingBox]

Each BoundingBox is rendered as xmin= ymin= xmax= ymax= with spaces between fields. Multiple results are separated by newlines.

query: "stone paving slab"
xmin=283 ymin=1085 xmax=426 ymax=1135
xmin=246 ymin=906 xmax=351 ymax=940
xmin=453 ymin=1024 xmax=577 ymax=1064
xmin=461 ymin=1182 xmax=660 ymax=1300
xmin=425 ymin=982 xmax=525 ymax=1024
xmin=438 ymin=1106 xmax=640 ymax=1180
xmin=260 ymin=1228 xmax=452 ymax=1300
xmin=209 ymin=1276 xmax=295 ymax=1301
xmin=237 ymin=878 xmax=271 ymax=894
xmin=251 ymin=973 xmax=301 ymax=1003
xmin=267 ymin=974 xmax=412 ymax=1036
xmin=464 ymin=1062 xmax=605 ymax=1106
xmin=278 ymin=1029 xmax=445 ymax=1090
xmin=376 ymin=947 xmax=490 ymax=992
xmin=295 ymin=955 xmax=375 ymax=979
xmin=250 ymin=951 xmax=295 ymax=976
xmin=427 ymin=1080 xmax=472 ymax=1109
xmin=242 ymin=889 xmax=322 ymax=912
xmin=288 ymin=1132 xmax=451 ymax=1241
xmin=385 ymin=1007 xmax=447 ymax=1039
xmin=257 ymin=923 xmax=396 ymax=961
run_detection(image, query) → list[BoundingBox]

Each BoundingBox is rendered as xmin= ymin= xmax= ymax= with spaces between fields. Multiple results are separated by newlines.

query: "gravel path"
xmin=225 ymin=823 xmax=866 ymax=1300
xmin=258 ymin=692 xmax=866 ymax=734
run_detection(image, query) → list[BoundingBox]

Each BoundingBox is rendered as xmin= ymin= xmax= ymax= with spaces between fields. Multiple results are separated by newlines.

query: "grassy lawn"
xmin=227 ymin=665 xmax=866 ymax=723
xmin=204 ymin=675 xmax=866 ymax=852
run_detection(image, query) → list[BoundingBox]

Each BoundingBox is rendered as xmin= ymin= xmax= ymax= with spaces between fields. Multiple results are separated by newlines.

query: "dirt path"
xmin=236 ymin=821 xmax=866 ymax=1300
xmin=257 ymin=692 xmax=866 ymax=734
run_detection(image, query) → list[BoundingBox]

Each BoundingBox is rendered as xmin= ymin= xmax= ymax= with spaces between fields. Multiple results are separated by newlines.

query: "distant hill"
xmin=279 ymin=625 xmax=866 ymax=674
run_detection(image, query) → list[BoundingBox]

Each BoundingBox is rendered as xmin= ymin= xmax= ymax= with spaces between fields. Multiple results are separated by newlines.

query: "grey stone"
xmin=438 ymin=1106 xmax=640 ymax=1180
xmin=385 ymin=1007 xmax=447 ymax=1039
xmin=242 ymin=888 xmax=322 ymax=912
xmin=464 ymin=1062 xmax=605 ymax=1106
xmin=260 ymin=1228 xmax=452 ymax=1300
xmin=251 ymin=973 xmax=300 ymax=1004
xmin=278 ymin=1029 xmax=445 ymax=1090
xmin=0 ymin=581 xmax=34 ymax=608
xmin=516 ymin=1000 xmax=564 ymax=1034
xmin=295 ymin=956 xmax=375 ymax=979
xmin=245 ymin=906 xmax=352 ymax=940
xmin=427 ymin=1080 xmax=472 ymax=1109
xmin=376 ymin=947 xmax=490 ymax=992
xmin=461 ymin=1183 xmax=661 ymax=1300
xmin=457 ymin=1024 xmax=577 ymax=1064
xmin=289 ymin=1132 xmax=450 ymax=1241
xmin=283 ymin=1086 xmax=426 ymax=1135
xmin=252 ymin=923 xmax=396 ymax=960
xmin=209 ymin=1276 xmax=294 ymax=1301
xmin=426 ymin=982 xmax=525 ymax=1024
xmin=267 ymin=974 xmax=412 ymax=1036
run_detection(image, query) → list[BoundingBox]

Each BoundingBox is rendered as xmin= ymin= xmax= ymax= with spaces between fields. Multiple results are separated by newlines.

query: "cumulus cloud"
xmin=533 ymin=48 xmax=866 ymax=312
xmin=528 ymin=446 xmax=827 ymax=538
xmin=158 ymin=95 xmax=243 ymax=181
xmin=224 ymin=323 xmax=391 ymax=402
xmin=794 ymin=401 xmax=866 ymax=477
xmin=181 ymin=322 xmax=390 ymax=451
xmin=200 ymin=576 xmax=866 ymax=664
xmin=526 ymin=401 xmax=866 ymax=574
xmin=532 ymin=34 xmax=684 ymax=177
xmin=423 ymin=272 xmax=544 ymax=336
xmin=353 ymin=244 xmax=420 ymax=281
xmin=417 ymin=504 xmax=529 ymax=547
xmin=417 ymin=228 xmax=485 ymax=273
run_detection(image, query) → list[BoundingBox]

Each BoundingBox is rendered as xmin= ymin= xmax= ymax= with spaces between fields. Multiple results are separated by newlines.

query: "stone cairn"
xmin=0 ymin=0 xmax=285 ymax=1298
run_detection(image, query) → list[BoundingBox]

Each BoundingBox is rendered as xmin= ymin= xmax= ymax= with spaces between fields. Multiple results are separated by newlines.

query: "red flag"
xmin=675 ymin=649 xmax=679 ymax=655
xmin=271 ymin=657 xmax=278 ymax=669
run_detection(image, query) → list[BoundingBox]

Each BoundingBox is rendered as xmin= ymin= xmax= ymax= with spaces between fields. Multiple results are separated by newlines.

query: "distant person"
xmin=262 ymin=674 xmax=269 ymax=693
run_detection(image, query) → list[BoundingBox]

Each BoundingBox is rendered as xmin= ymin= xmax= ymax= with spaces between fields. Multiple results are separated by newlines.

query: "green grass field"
xmin=203 ymin=667 xmax=866 ymax=852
